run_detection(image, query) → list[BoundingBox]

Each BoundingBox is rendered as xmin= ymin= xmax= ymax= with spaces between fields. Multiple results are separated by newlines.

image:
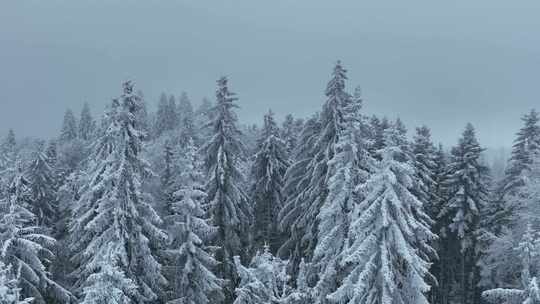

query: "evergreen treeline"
xmin=0 ymin=62 xmax=537 ymax=304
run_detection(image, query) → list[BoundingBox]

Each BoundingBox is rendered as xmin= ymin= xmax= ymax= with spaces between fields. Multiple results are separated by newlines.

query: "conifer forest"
xmin=2 ymin=2 xmax=540 ymax=304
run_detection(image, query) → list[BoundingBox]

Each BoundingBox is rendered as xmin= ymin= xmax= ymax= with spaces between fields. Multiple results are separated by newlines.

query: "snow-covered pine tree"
xmin=480 ymin=110 xmax=540 ymax=274
xmin=250 ymin=110 xmax=289 ymax=253
xmin=328 ymin=123 xmax=435 ymax=304
xmin=429 ymin=143 xmax=455 ymax=304
xmin=167 ymin=94 xmax=179 ymax=130
xmin=233 ymin=245 xmax=290 ymax=304
xmin=161 ymin=141 xmax=175 ymax=213
xmin=202 ymin=76 xmax=251 ymax=303
xmin=135 ymin=90 xmax=151 ymax=140
xmin=0 ymin=166 xmax=71 ymax=304
xmin=503 ymin=109 xmax=540 ymax=194
xmin=367 ymin=116 xmax=390 ymax=159
xmin=517 ymin=223 xmax=537 ymax=288
xmin=411 ymin=125 xmax=440 ymax=299
xmin=155 ymin=92 xmax=171 ymax=138
xmin=481 ymin=222 xmax=540 ymax=304
xmin=482 ymin=178 xmax=514 ymax=243
xmin=69 ymin=81 xmax=167 ymax=303
xmin=45 ymin=140 xmax=58 ymax=168
xmin=52 ymin=168 xmax=86 ymax=289
xmin=438 ymin=123 xmax=489 ymax=304
xmin=482 ymin=110 xmax=540 ymax=258
xmin=43 ymin=139 xmax=62 ymax=196
xmin=282 ymin=258 xmax=313 ymax=304
xmin=479 ymin=152 xmax=540 ymax=291
xmin=195 ymin=97 xmax=214 ymax=143
xmin=79 ymin=102 xmax=95 ymax=141
xmin=163 ymin=138 xmax=224 ymax=304
xmin=1 ymin=129 xmax=16 ymax=159
xmin=293 ymin=118 xmax=304 ymax=140
xmin=25 ymin=149 xmax=57 ymax=227
xmin=242 ymin=124 xmax=261 ymax=156
xmin=59 ymin=109 xmax=78 ymax=143
xmin=281 ymin=114 xmax=299 ymax=156
xmin=196 ymin=97 xmax=213 ymax=125
xmin=57 ymin=107 xmax=88 ymax=177
xmin=79 ymin=264 xmax=138 ymax=304
xmin=395 ymin=117 xmax=407 ymax=137
xmin=0 ymin=130 xmax=17 ymax=171
xmin=278 ymin=111 xmax=322 ymax=262
xmin=412 ymin=125 xmax=439 ymax=219
xmin=2 ymin=129 xmax=16 ymax=154
xmin=279 ymin=61 xmax=369 ymax=279
xmin=0 ymin=260 xmax=33 ymax=304
xmin=311 ymin=64 xmax=373 ymax=304
xmin=177 ymin=92 xmax=197 ymax=144
xmin=56 ymin=137 xmax=87 ymax=177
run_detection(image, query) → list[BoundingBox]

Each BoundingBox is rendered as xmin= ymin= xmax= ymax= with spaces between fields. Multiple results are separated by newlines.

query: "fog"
xmin=2 ymin=1 xmax=540 ymax=148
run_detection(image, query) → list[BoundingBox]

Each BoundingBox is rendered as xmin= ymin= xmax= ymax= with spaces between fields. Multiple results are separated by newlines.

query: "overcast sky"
xmin=1 ymin=1 xmax=540 ymax=148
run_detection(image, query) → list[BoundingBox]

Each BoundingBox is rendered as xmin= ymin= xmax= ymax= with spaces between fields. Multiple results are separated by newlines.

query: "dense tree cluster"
xmin=0 ymin=62 xmax=537 ymax=304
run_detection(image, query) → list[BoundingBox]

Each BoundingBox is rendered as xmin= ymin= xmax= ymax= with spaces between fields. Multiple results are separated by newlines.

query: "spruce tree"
xmin=517 ymin=223 xmax=537 ymax=288
xmin=59 ymin=109 xmax=78 ymax=143
xmin=0 ymin=166 xmax=71 ymax=304
xmin=177 ymin=92 xmax=196 ymax=143
xmin=135 ymin=90 xmax=151 ymax=140
xmin=3 ymin=129 xmax=16 ymax=152
xmin=26 ymin=150 xmax=57 ymax=227
xmin=2 ymin=129 xmax=16 ymax=157
xmin=164 ymin=139 xmax=224 ymax=304
xmin=368 ymin=116 xmax=390 ymax=158
xmin=161 ymin=141 xmax=175 ymax=213
xmin=503 ymin=109 xmax=540 ymax=194
xmin=243 ymin=124 xmax=261 ymax=156
xmin=233 ymin=245 xmax=291 ymax=304
xmin=438 ymin=123 xmax=489 ymax=304
xmin=202 ymin=76 xmax=252 ymax=303
xmin=168 ymin=94 xmax=179 ymax=130
xmin=311 ymin=63 xmax=373 ymax=304
xmin=0 ymin=260 xmax=33 ymax=304
xmin=69 ymin=81 xmax=167 ymax=303
xmin=53 ymin=168 xmax=85 ymax=288
xmin=45 ymin=140 xmax=58 ymax=168
xmin=79 ymin=264 xmax=137 ymax=304
xmin=328 ymin=123 xmax=435 ymax=304
xmin=481 ymin=223 xmax=540 ymax=304
xmin=485 ymin=110 xmax=540 ymax=249
xmin=251 ymin=110 xmax=289 ymax=253
xmin=0 ymin=130 xmax=17 ymax=171
xmin=429 ymin=144 xmax=454 ymax=304
xmin=56 ymin=137 xmax=87 ymax=177
xmin=195 ymin=97 xmax=214 ymax=142
xmin=282 ymin=259 xmax=313 ymax=304
xmin=155 ymin=92 xmax=170 ymax=137
xmin=279 ymin=61 xmax=370 ymax=280
xmin=480 ymin=152 xmax=540 ymax=290
xmin=79 ymin=102 xmax=95 ymax=141
xmin=281 ymin=114 xmax=298 ymax=155
xmin=196 ymin=97 xmax=213 ymax=125
xmin=278 ymin=113 xmax=321 ymax=268
xmin=58 ymin=108 xmax=87 ymax=178
xmin=412 ymin=125 xmax=439 ymax=220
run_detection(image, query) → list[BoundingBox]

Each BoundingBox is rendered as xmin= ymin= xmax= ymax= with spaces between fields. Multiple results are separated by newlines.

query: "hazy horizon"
xmin=2 ymin=1 xmax=540 ymax=148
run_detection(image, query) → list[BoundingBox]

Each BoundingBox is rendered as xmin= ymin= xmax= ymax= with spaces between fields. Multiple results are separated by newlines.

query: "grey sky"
xmin=1 ymin=1 xmax=540 ymax=148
